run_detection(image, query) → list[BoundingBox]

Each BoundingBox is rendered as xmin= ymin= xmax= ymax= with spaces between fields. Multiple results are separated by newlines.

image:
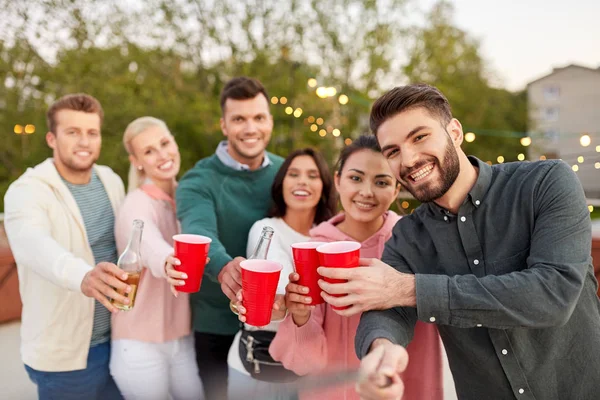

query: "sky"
xmin=435 ymin=0 xmax=600 ymax=91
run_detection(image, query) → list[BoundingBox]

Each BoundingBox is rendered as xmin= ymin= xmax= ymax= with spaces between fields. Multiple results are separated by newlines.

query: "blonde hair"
xmin=123 ymin=116 xmax=171 ymax=193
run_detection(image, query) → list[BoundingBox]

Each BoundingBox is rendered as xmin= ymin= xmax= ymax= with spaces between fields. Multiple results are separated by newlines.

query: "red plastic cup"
xmin=172 ymin=234 xmax=212 ymax=293
xmin=316 ymin=241 xmax=361 ymax=310
xmin=291 ymin=242 xmax=327 ymax=305
xmin=241 ymin=259 xmax=283 ymax=327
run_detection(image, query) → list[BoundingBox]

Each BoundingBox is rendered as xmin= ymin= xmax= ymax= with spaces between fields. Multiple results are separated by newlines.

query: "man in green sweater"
xmin=176 ymin=77 xmax=284 ymax=400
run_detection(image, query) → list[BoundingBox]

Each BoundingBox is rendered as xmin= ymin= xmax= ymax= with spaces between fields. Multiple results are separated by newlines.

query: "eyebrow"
xmin=64 ymin=126 xmax=99 ymax=132
xmin=348 ymin=168 xmax=365 ymax=175
xmin=348 ymin=168 xmax=393 ymax=179
xmin=289 ymin=167 xmax=319 ymax=173
xmin=380 ymin=125 xmax=430 ymax=153
xmin=230 ymin=112 xmax=267 ymax=119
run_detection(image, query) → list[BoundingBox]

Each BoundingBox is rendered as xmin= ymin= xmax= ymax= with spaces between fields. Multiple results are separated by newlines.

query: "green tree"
xmin=403 ymin=0 xmax=527 ymax=163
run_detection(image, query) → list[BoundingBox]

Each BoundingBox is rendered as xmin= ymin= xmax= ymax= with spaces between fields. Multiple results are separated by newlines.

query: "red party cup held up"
xmin=172 ymin=234 xmax=212 ymax=293
xmin=241 ymin=259 xmax=283 ymax=327
xmin=316 ymin=241 xmax=361 ymax=310
xmin=291 ymin=242 xmax=327 ymax=305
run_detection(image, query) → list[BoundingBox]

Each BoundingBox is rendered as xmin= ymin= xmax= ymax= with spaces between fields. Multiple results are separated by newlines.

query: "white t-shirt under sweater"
xmin=228 ymin=217 xmax=311 ymax=375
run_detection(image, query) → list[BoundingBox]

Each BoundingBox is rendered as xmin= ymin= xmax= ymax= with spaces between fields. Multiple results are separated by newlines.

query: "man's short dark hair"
xmin=370 ymin=84 xmax=453 ymax=135
xmin=219 ymin=77 xmax=269 ymax=114
xmin=47 ymin=93 xmax=104 ymax=134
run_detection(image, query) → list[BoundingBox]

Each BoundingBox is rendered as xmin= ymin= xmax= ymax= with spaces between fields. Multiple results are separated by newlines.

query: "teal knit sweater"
xmin=176 ymin=152 xmax=284 ymax=335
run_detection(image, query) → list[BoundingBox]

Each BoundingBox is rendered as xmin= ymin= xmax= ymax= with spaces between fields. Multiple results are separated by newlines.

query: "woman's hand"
xmin=165 ymin=253 xmax=209 ymax=297
xmin=232 ymin=291 xmax=287 ymax=324
xmin=284 ymin=272 xmax=315 ymax=327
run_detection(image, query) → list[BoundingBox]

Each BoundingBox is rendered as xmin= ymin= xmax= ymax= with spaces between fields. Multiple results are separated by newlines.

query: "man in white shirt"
xmin=4 ymin=93 xmax=129 ymax=400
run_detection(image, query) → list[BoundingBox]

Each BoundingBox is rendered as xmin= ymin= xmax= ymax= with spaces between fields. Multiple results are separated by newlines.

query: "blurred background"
xmin=1 ymin=0 xmax=600 ymax=397
xmin=2 ymin=0 xmax=598 ymax=212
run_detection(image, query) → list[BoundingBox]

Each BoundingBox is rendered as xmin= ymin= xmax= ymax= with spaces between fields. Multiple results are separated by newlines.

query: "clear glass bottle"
xmin=111 ymin=219 xmax=144 ymax=311
xmin=248 ymin=226 xmax=274 ymax=260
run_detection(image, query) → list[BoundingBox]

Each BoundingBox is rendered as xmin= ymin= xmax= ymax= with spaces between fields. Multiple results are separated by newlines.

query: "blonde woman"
xmin=109 ymin=117 xmax=203 ymax=400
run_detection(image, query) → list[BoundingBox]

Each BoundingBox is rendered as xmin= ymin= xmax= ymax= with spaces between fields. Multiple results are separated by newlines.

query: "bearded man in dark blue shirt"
xmin=316 ymin=84 xmax=600 ymax=400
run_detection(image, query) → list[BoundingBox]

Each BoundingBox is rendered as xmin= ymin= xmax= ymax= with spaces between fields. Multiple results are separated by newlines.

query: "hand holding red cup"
xmin=316 ymin=241 xmax=361 ymax=310
xmin=171 ymin=234 xmax=212 ymax=293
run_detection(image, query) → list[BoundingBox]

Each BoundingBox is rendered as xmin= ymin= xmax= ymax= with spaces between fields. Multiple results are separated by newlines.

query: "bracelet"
xmin=271 ymin=307 xmax=289 ymax=322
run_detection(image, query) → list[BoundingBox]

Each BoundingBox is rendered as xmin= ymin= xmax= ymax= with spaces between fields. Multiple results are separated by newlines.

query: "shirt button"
xmin=429 ymin=317 xmax=436 ymax=322
xmin=443 ymin=216 xmax=448 ymax=221
xmin=473 ymin=259 xmax=479 ymax=265
xmin=476 ymin=324 xmax=482 ymax=327
xmin=502 ymin=349 xmax=508 ymax=355
xmin=475 ymin=200 xmax=481 ymax=205
xmin=460 ymin=216 xmax=466 ymax=222
xmin=519 ymin=389 xmax=525 ymax=394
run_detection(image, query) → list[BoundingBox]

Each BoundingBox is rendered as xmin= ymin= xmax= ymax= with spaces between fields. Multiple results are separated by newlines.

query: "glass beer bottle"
xmin=111 ymin=219 xmax=144 ymax=311
xmin=249 ymin=226 xmax=274 ymax=260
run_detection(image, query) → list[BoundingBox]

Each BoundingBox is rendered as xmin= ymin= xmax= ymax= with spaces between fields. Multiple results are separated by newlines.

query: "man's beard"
xmin=401 ymin=136 xmax=460 ymax=203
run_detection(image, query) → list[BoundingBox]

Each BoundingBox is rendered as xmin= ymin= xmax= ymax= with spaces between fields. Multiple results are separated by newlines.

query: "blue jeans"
xmin=25 ymin=341 xmax=123 ymax=400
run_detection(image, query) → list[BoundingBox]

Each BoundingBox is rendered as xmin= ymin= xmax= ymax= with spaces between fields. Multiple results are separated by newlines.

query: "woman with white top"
xmin=228 ymin=148 xmax=337 ymax=399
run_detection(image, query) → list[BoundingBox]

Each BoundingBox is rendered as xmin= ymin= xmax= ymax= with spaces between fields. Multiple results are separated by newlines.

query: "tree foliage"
xmin=0 ymin=0 xmax=527 ymax=210
xmin=403 ymin=1 xmax=527 ymax=163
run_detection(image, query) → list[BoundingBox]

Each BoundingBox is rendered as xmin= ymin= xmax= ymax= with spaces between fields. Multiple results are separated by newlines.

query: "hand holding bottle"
xmin=81 ymin=262 xmax=131 ymax=313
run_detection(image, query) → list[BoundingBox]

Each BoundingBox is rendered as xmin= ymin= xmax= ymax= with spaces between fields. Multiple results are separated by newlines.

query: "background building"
xmin=527 ymin=64 xmax=600 ymax=198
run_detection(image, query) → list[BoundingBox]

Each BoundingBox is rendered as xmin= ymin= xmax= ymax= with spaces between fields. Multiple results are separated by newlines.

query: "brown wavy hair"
xmin=268 ymin=148 xmax=336 ymax=224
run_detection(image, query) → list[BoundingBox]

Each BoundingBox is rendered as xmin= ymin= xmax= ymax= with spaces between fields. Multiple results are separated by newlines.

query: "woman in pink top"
xmin=110 ymin=117 xmax=203 ymax=400
xmin=269 ymin=135 xmax=444 ymax=400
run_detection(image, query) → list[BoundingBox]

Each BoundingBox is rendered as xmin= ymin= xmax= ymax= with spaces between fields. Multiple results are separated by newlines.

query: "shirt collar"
xmin=215 ymin=140 xmax=271 ymax=171
xmin=425 ymin=156 xmax=492 ymax=218
xmin=467 ymin=156 xmax=492 ymax=208
xmin=140 ymin=183 xmax=176 ymax=210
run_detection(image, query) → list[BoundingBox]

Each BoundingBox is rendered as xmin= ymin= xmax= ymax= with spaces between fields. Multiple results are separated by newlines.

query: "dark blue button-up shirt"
xmin=356 ymin=157 xmax=600 ymax=400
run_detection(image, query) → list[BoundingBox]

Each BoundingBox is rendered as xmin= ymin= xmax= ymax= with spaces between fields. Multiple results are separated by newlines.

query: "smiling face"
xmin=129 ymin=125 xmax=181 ymax=182
xmin=46 ymin=109 xmax=102 ymax=175
xmin=220 ymin=94 xmax=273 ymax=169
xmin=335 ymin=149 xmax=399 ymax=224
xmin=281 ymin=155 xmax=324 ymax=214
xmin=378 ymin=107 xmax=461 ymax=203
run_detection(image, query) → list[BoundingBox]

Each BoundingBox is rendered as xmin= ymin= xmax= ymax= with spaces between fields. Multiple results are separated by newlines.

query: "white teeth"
xmin=293 ymin=190 xmax=310 ymax=196
xmin=354 ymin=201 xmax=376 ymax=209
xmin=243 ymin=138 xmax=259 ymax=144
xmin=159 ymin=160 xmax=173 ymax=170
xmin=410 ymin=165 xmax=433 ymax=181
xmin=76 ymin=151 xmax=90 ymax=156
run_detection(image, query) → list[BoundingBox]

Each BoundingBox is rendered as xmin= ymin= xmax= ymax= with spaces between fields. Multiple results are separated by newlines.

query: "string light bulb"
xmin=520 ymin=137 xmax=532 ymax=147
xmin=464 ymin=132 xmax=476 ymax=143
xmin=580 ymin=134 xmax=591 ymax=147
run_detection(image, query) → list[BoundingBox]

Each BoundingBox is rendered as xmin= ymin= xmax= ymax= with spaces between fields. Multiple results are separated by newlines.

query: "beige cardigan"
xmin=4 ymin=158 xmax=124 ymax=371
